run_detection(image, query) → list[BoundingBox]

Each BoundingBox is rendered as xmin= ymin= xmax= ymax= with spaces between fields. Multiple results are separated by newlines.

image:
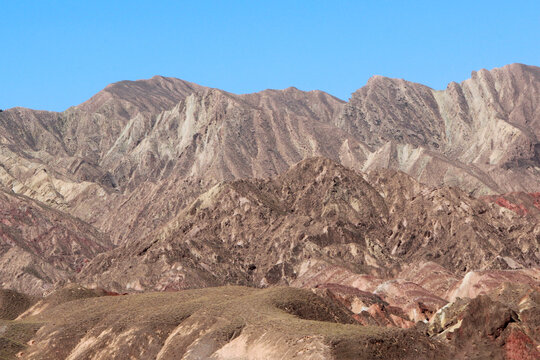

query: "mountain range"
xmin=0 ymin=64 xmax=539 ymax=359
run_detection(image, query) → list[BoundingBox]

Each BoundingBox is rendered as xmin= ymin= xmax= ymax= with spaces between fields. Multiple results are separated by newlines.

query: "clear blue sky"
xmin=1 ymin=1 xmax=539 ymax=111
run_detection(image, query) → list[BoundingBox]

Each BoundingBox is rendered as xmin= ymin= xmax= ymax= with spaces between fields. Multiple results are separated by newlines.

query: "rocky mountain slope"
xmin=0 ymin=64 xmax=539 ymax=359
xmin=70 ymin=158 xmax=540 ymax=358
xmin=0 ymin=64 xmax=538 ymax=246
xmin=77 ymin=157 xmax=539 ymax=293
xmin=0 ymin=189 xmax=111 ymax=296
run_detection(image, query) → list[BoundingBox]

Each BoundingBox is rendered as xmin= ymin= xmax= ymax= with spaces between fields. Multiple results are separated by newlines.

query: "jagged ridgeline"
xmin=0 ymin=64 xmax=538 ymax=359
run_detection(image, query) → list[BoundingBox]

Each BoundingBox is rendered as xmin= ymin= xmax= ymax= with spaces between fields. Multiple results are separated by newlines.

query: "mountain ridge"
xmin=0 ymin=63 xmax=539 ymax=359
xmin=0 ymin=63 xmax=538 ymax=248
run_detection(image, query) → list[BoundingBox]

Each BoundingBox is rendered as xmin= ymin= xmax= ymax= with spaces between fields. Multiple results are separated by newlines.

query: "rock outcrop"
xmin=0 ymin=188 xmax=111 ymax=296
xmin=77 ymin=158 xmax=539 ymax=294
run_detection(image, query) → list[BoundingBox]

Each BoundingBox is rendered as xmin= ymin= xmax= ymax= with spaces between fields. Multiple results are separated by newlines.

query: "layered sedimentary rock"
xmin=0 ymin=189 xmax=111 ymax=296
xmin=0 ymin=64 xmax=539 ymax=359
xmin=0 ymin=64 xmax=538 ymax=247
xmin=77 ymin=158 xmax=539 ymax=293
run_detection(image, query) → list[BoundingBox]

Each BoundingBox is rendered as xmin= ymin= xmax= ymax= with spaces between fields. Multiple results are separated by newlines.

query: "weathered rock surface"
xmin=312 ymin=283 xmax=415 ymax=328
xmin=429 ymin=294 xmax=539 ymax=359
xmin=0 ymin=64 xmax=538 ymax=247
xmin=0 ymin=189 xmax=111 ymax=296
xmin=77 ymin=158 xmax=539 ymax=294
xmin=482 ymin=192 xmax=540 ymax=219
xmin=0 ymin=64 xmax=539 ymax=359
xmin=446 ymin=268 xmax=540 ymax=301
xmin=343 ymin=64 xmax=540 ymax=195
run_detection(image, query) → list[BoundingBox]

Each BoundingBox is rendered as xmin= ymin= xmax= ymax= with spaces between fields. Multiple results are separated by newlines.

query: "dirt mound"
xmin=18 ymin=284 xmax=117 ymax=319
xmin=5 ymin=286 xmax=449 ymax=360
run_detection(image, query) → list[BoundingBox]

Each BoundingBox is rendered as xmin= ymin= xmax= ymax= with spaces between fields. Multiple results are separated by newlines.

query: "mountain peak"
xmin=77 ymin=76 xmax=205 ymax=113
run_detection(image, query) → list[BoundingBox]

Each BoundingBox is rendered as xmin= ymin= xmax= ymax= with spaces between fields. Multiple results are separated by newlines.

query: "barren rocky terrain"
xmin=0 ymin=64 xmax=538 ymax=359
xmin=0 ymin=189 xmax=111 ymax=296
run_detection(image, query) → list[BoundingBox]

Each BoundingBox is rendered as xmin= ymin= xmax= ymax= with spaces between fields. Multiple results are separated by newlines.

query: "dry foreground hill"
xmin=0 ymin=64 xmax=538 ymax=359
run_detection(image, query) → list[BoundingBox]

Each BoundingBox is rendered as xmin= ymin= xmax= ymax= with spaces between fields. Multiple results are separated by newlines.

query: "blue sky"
xmin=1 ymin=1 xmax=539 ymax=111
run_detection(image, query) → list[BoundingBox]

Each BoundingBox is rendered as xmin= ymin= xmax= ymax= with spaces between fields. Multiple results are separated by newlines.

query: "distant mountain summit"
xmin=0 ymin=64 xmax=538 ymax=247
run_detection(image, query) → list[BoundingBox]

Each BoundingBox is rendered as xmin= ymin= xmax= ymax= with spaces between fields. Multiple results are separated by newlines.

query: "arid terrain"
xmin=0 ymin=64 xmax=539 ymax=359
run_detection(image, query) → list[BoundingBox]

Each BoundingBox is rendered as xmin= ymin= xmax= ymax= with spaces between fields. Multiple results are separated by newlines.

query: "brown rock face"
xmin=0 ymin=64 xmax=539 ymax=359
xmin=429 ymin=294 xmax=539 ymax=360
xmin=0 ymin=64 xmax=538 ymax=248
xmin=340 ymin=64 xmax=540 ymax=195
xmin=67 ymin=157 xmax=538 ymax=358
xmin=77 ymin=158 xmax=392 ymax=292
xmin=482 ymin=192 xmax=540 ymax=219
xmin=312 ymin=283 xmax=415 ymax=328
xmin=0 ymin=189 xmax=111 ymax=296
xmin=77 ymin=158 xmax=539 ymax=293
